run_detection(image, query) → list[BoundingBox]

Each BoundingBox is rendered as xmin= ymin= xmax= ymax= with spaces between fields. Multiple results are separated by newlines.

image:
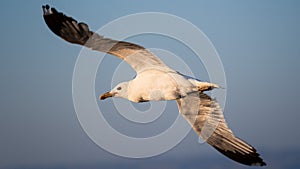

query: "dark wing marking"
xmin=176 ymin=92 xmax=266 ymax=166
xmin=42 ymin=5 xmax=172 ymax=73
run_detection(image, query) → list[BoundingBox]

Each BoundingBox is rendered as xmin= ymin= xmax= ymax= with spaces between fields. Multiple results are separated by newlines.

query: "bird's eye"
xmin=117 ymin=87 xmax=122 ymax=90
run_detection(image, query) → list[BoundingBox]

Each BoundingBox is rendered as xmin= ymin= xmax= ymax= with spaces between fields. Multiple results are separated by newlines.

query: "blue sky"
xmin=1 ymin=0 xmax=300 ymax=168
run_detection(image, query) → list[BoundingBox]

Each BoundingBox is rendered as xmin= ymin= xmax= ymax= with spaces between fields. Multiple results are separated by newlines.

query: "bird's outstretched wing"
xmin=42 ymin=5 xmax=172 ymax=73
xmin=176 ymin=92 xmax=266 ymax=166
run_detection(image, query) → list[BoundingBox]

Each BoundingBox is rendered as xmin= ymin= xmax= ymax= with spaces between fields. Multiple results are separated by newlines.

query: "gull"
xmin=42 ymin=5 xmax=266 ymax=166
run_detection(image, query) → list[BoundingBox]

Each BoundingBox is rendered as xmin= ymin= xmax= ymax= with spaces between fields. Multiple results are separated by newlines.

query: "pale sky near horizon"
xmin=1 ymin=0 xmax=300 ymax=168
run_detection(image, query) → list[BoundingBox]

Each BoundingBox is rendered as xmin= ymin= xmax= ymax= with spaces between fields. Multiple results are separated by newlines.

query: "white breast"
xmin=127 ymin=70 xmax=195 ymax=102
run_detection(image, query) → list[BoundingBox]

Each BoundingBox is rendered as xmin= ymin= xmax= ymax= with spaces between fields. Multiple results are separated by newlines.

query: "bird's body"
xmin=130 ymin=70 xmax=187 ymax=102
xmin=113 ymin=69 xmax=220 ymax=102
xmin=42 ymin=5 xmax=266 ymax=166
xmin=123 ymin=70 xmax=197 ymax=102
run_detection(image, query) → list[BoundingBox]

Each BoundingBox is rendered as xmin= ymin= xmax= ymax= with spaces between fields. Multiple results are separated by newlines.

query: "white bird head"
xmin=99 ymin=82 xmax=129 ymax=100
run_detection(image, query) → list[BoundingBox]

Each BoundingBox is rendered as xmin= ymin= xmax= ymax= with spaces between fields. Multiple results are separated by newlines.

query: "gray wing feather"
xmin=176 ymin=92 xmax=266 ymax=166
xmin=42 ymin=5 xmax=172 ymax=73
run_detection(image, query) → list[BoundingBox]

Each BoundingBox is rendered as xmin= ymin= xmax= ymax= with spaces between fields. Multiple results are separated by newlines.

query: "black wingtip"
xmin=42 ymin=4 xmax=50 ymax=9
xmin=42 ymin=4 xmax=62 ymax=36
xmin=251 ymin=162 xmax=267 ymax=167
xmin=249 ymin=156 xmax=267 ymax=166
xmin=51 ymin=7 xmax=58 ymax=14
xmin=42 ymin=4 xmax=52 ymax=15
xmin=42 ymin=4 xmax=93 ymax=45
xmin=214 ymin=146 xmax=266 ymax=167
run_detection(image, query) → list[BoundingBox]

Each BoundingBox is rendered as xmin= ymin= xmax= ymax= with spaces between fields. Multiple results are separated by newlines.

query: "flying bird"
xmin=42 ymin=5 xmax=266 ymax=166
